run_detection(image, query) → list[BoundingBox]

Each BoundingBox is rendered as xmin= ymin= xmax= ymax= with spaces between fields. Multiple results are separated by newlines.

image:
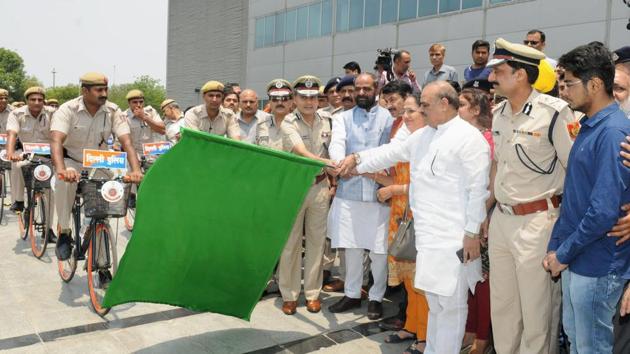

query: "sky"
xmin=0 ymin=0 xmax=168 ymax=88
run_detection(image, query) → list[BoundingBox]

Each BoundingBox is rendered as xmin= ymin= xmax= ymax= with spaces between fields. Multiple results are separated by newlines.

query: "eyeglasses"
xmin=523 ymin=40 xmax=540 ymax=46
xmin=270 ymin=96 xmax=292 ymax=102
xmin=563 ymin=79 xmax=583 ymax=88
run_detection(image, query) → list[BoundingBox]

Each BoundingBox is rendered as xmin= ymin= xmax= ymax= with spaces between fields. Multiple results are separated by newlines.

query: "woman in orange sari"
xmin=371 ymin=93 xmax=428 ymax=354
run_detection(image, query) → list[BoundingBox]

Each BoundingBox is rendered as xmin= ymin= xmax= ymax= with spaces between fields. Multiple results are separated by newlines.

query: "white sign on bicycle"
xmin=23 ymin=143 xmax=51 ymax=155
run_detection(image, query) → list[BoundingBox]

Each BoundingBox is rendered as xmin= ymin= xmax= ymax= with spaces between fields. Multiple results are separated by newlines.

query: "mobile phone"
xmin=456 ymin=248 xmax=465 ymax=263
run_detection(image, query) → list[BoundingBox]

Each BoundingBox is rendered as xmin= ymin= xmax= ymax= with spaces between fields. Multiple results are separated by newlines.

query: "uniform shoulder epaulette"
xmin=64 ymin=97 xmax=81 ymax=112
xmin=318 ymin=109 xmax=332 ymax=120
xmin=284 ymin=113 xmax=298 ymax=123
xmin=104 ymin=100 xmax=120 ymax=113
xmin=492 ymin=100 xmax=507 ymax=115
xmin=257 ymin=114 xmax=272 ymax=126
xmin=536 ymin=94 xmax=569 ymax=113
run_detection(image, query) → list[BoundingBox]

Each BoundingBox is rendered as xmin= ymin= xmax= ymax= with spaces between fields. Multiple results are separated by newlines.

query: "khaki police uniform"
xmin=125 ymin=106 xmax=164 ymax=154
xmin=0 ymin=105 xmax=11 ymax=132
xmin=51 ymin=96 xmax=130 ymax=230
xmin=183 ymin=105 xmax=239 ymax=138
xmin=488 ymin=41 xmax=577 ymax=353
xmin=6 ymin=104 xmax=55 ymax=224
xmin=278 ymin=106 xmax=332 ymax=302
xmin=256 ymin=115 xmax=283 ymax=150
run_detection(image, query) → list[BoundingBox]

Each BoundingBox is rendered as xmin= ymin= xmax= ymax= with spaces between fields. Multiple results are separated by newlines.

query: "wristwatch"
xmin=465 ymin=231 xmax=479 ymax=239
xmin=353 ymin=152 xmax=361 ymax=165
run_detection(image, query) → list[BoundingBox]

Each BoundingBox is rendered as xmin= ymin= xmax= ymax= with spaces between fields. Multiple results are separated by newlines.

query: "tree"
xmin=45 ymin=84 xmax=80 ymax=104
xmin=20 ymin=75 xmax=43 ymax=93
xmin=0 ymin=48 xmax=26 ymax=102
xmin=108 ymin=76 xmax=166 ymax=113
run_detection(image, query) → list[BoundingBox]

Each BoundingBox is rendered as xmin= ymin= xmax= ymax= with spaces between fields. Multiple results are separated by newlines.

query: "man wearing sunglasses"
xmin=524 ymin=29 xmax=558 ymax=68
xmin=256 ymin=79 xmax=293 ymax=150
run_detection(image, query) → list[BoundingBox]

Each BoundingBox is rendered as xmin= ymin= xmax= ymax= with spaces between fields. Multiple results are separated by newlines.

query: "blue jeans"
xmin=562 ymin=270 xmax=625 ymax=354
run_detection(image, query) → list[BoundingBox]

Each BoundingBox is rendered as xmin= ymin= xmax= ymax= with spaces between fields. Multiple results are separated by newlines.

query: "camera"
xmin=375 ymin=48 xmax=400 ymax=82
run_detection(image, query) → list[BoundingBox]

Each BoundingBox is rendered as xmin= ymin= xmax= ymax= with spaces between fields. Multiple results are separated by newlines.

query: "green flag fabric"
xmin=103 ymin=128 xmax=324 ymax=320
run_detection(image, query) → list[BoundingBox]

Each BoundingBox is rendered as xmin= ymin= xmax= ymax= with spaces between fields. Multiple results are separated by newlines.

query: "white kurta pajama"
xmin=357 ymin=116 xmax=490 ymax=354
xmin=328 ymin=105 xmax=393 ymax=302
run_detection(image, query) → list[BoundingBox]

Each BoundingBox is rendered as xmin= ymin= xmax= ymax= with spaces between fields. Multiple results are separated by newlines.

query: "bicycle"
xmin=56 ymin=170 xmax=131 ymax=316
xmin=19 ymin=154 xmax=54 ymax=258
xmin=124 ymin=155 xmax=154 ymax=232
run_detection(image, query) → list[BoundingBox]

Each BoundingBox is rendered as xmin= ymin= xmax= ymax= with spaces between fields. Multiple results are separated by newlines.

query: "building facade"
xmin=167 ymin=0 xmax=630 ymax=109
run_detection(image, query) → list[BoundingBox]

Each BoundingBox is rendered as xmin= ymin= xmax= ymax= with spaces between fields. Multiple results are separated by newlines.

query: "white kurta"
xmin=328 ymin=198 xmax=390 ymax=253
xmin=357 ymin=116 xmax=490 ymax=297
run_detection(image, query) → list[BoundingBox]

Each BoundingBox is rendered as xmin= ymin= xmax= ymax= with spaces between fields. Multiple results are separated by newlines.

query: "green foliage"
xmin=0 ymin=48 xmax=26 ymax=101
xmin=45 ymin=84 xmax=80 ymax=104
xmin=108 ymin=75 xmax=166 ymax=113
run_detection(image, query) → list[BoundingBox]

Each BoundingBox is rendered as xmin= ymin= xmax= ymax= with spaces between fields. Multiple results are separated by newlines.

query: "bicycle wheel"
xmin=57 ymin=206 xmax=79 ymax=282
xmin=0 ymin=171 xmax=5 ymax=225
xmin=124 ymin=207 xmax=135 ymax=232
xmin=86 ymin=222 xmax=118 ymax=316
xmin=29 ymin=191 xmax=48 ymax=258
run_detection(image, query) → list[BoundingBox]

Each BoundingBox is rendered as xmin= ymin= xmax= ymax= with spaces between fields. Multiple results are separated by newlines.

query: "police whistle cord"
xmin=515 ymin=144 xmax=558 ymax=175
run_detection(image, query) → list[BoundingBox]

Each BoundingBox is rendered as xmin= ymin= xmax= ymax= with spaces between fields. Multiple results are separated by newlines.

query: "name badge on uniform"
xmin=23 ymin=143 xmax=51 ymax=155
xmin=143 ymin=141 xmax=172 ymax=156
xmin=0 ymin=134 xmax=7 ymax=145
xmin=83 ymin=149 xmax=127 ymax=169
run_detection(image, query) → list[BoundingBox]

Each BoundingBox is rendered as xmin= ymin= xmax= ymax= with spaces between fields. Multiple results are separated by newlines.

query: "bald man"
xmin=337 ymin=81 xmax=490 ymax=354
xmin=237 ymin=89 xmax=270 ymax=144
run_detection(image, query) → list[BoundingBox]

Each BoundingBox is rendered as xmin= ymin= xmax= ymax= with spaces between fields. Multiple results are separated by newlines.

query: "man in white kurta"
xmin=328 ymin=73 xmax=393 ymax=320
xmin=340 ymin=81 xmax=490 ymax=354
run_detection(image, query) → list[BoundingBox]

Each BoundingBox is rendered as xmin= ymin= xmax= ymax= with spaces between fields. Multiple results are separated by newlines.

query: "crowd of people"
xmin=2 ymin=28 xmax=630 ymax=354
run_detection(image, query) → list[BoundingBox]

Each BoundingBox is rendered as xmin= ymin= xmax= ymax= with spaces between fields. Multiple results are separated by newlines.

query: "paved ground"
xmin=0 ymin=201 xmax=410 ymax=353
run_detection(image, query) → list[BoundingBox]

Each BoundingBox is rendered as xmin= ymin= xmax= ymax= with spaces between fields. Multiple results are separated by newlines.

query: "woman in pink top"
xmin=458 ymin=87 xmax=494 ymax=354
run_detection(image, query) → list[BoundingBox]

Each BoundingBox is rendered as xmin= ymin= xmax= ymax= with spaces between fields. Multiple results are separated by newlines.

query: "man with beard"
xmin=327 ymin=73 xmax=393 ymax=320
xmin=485 ymin=39 xmax=575 ymax=354
xmin=51 ymin=72 xmax=143 ymax=268
xmin=257 ymin=79 xmax=292 ymax=150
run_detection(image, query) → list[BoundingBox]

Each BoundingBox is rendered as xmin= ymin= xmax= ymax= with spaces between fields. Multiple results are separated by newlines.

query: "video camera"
xmin=375 ymin=48 xmax=400 ymax=82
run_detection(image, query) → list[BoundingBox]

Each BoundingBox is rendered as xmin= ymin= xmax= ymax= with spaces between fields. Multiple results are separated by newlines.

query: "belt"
xmin=497 ymin=195 xmax=562 ymax=216
xmin=314 ymin=173 xmax=327 ymax=185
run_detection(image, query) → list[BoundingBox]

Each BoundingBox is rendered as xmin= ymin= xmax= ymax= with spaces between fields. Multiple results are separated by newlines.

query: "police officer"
xmin=278 ymin=75 xmax=334 ymax=315
xmin=337 ymin=75 xmax=357 ymax=111
xmin=125 ymin=89 xmax=165 ymax=155
xmin=182 ymin=80 xmax=240 ymax=140
xmin=485 ymin=38 xmax=575 ymax=354
xmin=6 ymin=87 xmax=55 ymax=237
xmin=46 ymin=99 xmax=60 ymax=111
xmin=161 ymin=99 xmax=184 ymax=144
xmin=256 ymin=79 xmax=292 ymax=151
xmin=0 ymin=89 xmax=11 ymax=132
xmin=51 ymin=72 xmax=143 ymax=266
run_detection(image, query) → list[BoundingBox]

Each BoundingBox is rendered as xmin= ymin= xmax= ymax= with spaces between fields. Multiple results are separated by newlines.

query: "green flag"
xmin=103 ymin=128 xmax=324 ymax=320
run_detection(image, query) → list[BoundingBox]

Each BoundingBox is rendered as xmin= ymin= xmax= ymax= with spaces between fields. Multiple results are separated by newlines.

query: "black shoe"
xmin=55 ymin=232 xmax=73 ymax=260
xmin=46 ymin=229 xmax=57 ymax=244
xmin=328 ymin=296 xmax=362 ymax=313
xmin=367 ymin=300 xmax=383 ymax=320
xmin=378 ymin=316 xmax=405 ymax=331
xmin=10 ymin=201 xmax=24 ymax=212
xmin=98 ymin=270 xmax=113 ymax=289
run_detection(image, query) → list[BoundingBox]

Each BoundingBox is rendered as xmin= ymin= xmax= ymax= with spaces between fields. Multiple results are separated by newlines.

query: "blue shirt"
xmin=464 ymin=66 xmax=491 ymax=82
xmin=548 ymin=103 xmax=630 ymax=278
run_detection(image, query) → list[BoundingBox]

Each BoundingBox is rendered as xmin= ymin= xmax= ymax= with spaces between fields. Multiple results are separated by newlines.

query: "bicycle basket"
xmin=82 ymin=180 xmax=131 ymax=218
xmin=22 ymin=158 xmax=53 ymax=189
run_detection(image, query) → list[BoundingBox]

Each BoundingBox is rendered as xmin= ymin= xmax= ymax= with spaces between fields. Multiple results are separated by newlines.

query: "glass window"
xmin=285 ymin=9 xmax=296 ymax=42
xmin=275 ymin=12 xmax=285 ymax=44
xmin=336 ymin=0 xmax=349 ymax=32
xmin=349 ymin=0 xmax=364 ymax=30
xmin=399 ymin=0 xmax=417 ymax=20
xmin=308 ymin=3 xmax=321 ymax=38
xmin=264 ymin=15 xmax=275 ymax=46
xmin=418 ymin=0 xmax=438 ymax=16
xmin=255 ymin=18 xmax=265 ymax=48
xmin=439 ymin=0 xmax=460 ymax=13
xmin=490 ymin=0 xmax=512 ymax=3
xmin=296 ymin=6 xmax=308 ymax=40
xmin=322 ymin=0 xmax=333 ymax=35
xmin=462 ymin=0 xmax=482 ymax=9
xmin=381 ymin=0 xmax=397 ymax=24
xmin=364 ymin=0 xmax=380 ymax=27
